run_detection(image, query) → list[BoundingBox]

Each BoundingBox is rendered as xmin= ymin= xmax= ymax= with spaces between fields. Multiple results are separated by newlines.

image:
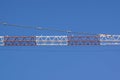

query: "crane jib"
xmin=0 ymin=35 xmax=120 ymax=46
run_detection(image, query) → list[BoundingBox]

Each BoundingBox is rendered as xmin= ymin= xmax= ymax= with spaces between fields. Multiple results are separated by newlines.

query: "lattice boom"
xmin=0 ymin=35 xmax=120 ymax=46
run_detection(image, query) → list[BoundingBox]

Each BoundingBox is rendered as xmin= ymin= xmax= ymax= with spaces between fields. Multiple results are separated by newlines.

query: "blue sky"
xmin=0 ymin=0 xmax=120 ymax=80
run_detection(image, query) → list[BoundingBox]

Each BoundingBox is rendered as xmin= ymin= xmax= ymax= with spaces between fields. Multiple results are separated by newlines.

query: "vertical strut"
xmin=0 ymin=36 xmax=4 ymax=46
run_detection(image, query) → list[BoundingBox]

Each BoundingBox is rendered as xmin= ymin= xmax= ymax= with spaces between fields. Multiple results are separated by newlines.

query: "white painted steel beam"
xmin=99 ymin=34 xmax=120 ymax=45
xmin=36 ymin=36 xmax=68 ymax=46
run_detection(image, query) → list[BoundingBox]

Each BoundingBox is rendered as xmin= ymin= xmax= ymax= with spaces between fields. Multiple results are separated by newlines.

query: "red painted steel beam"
xmin=67 ymin=36 xmax=100 ymax=45
xmin=4 ymin=36 xmax=36 ymax=46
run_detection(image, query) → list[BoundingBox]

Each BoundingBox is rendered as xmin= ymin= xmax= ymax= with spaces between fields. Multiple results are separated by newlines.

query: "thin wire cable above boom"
xmin=0 ymin=22 xmax=96 ymax=35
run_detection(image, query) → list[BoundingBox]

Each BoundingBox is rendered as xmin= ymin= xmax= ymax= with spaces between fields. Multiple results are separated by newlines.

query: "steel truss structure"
xmin=0 ymin=34 xmax=120 ymax=46
xmin=36 ymin=36 xmax=68 ymax=45
xmin=99 ymin=34 xmax=120 ymax=45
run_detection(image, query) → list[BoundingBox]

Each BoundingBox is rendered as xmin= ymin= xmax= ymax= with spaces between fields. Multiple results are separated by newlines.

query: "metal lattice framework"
xmin=99 ymin=34 xmax=120 ymax=45
xmin=68 ymin=36 xmax=100 ymax=46
xmin=0 ymin=35 xmax=120 ymax=46
xmin=36 ymin=36 xmax=68 ymax=45
xmin=4 ymin=36 xmax=36 ymax=46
